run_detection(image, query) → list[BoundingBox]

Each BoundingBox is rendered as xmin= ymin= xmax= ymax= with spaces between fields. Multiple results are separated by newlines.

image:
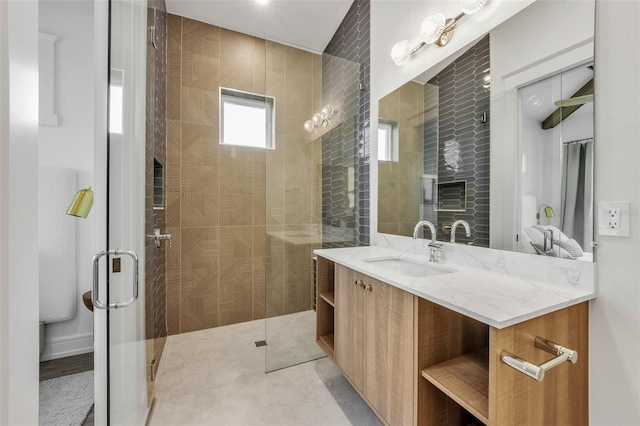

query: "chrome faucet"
xmin=450 ymin=220 xmax=471 ymax=243
xmin=413 ymin=221 xmax=443 ymax=262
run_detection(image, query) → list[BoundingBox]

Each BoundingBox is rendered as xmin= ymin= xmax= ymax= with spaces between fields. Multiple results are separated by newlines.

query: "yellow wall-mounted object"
xmin=66 ymin=187 xmax=94 ymax=218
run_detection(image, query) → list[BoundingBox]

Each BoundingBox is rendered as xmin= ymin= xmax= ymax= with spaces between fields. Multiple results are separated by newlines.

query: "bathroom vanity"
xmin=314 ymin=246 xmax=594 ymax=426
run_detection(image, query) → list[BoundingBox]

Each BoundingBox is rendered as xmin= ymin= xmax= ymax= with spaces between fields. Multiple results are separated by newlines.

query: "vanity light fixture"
xmin=391 ymin=0 xmax=489 ymax=66
xmin=537 ymin=204 xmax=555 ymax=224
xmin=304 ymin=105 xmax=334 ymax=132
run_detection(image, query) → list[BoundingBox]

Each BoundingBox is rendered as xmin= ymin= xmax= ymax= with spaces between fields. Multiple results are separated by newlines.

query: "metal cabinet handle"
xmin=355 ymin=280 xmax=363 ymax=287
xmin=147 ymin=228 xmax=172 ymax=248
xmin=501 ymin=336 xmax=578 ymax=382
xmin=92 ymin=249 xmax=139 ymax=310
xmin=362 ymin=284 xmax=372 ymax=292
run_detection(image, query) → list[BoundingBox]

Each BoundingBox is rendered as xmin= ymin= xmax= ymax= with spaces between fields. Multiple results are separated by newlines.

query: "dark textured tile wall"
xmin=321 ymin=0 xmax=370 ymax=248
xmin=424 ymin=35 xmax=490 ymax=247
xmin=145 ymin=1 xmax=167 ymax=372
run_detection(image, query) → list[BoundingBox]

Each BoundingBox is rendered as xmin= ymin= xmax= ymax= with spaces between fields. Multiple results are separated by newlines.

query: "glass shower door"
xmin=264 ymin=48 xmax=365 ymax=372
xmin=94 ymin=0 xmax=149 ymax=423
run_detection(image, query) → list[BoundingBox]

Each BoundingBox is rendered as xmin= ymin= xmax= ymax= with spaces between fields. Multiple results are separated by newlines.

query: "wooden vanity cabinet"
xmin=316 ymin=259 xmax=589 ymax=426
xmin=417 ymin=298 xmax=589 ymax=426
xmin=334 ymin=264 xmax=414 ymax=426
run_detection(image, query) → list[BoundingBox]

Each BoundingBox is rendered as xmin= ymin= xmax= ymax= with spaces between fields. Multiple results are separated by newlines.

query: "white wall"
xmin=38 ymin=0 xmax=95 ymax=360
xmin=371 ymin=0 xmax=640 ymax=423
xmin=0 ymin=0 xmax=40 ymax=423
xmin=591 ymin=1 xmax=640 ymax=424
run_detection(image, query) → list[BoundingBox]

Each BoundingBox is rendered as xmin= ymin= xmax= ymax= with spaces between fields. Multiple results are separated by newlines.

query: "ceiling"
xmin=165 ymin=0 xmax=354 ymax=54
xmin=521 ymin=65 xmax=594 ymax=123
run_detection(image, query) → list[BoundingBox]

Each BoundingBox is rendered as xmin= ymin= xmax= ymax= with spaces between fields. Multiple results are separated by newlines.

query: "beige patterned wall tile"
xmin=219 ymin=226 xmax=253 ymax=259
xmin=181 ymin=192 xmax=219 ymax=227
xmin=265 ymin=253 xmax=284 ymax=318
xmin=167 ymin=14 xmax=182 ymax=55
xmin=167 ymin=53 xmax=182 ymax=121
xmin=181 ymin=87 xmax=217 ymax=126
xmin=166 ymin=191 xmax=180 ymax=227
xmin=220 ymin=193 xmax=253 ymax=226
xmin=181 ymin=159 xmax=218 ymax=194
xmin=312 ymin=53 xmax=322 ymax=113
xmin=182 ymin=17 xmax=220 ymax=57
xmin=166 ymin=227 xmax=181 ymax=272
xmin=166 ymin=120 xmax=181 ymax=192
xmin=167 ymin=269 xmax=181 ymax=335
xmin=218 ymin=257 xmax=253 ymax=326
xmin=378 ymin=222 xmax=400 ymax=235
xmin=284 ymin=249 xmax=313 ymax=314
xmin=253 ymin=226 xmax=266 ymax=257
xmin=266 ymin=42 xmax=285 ymax=135
xmin=252 ymin=256 xmax=265 ymax=320
xmin=180 ymin=227 xmax=218 ymax=299
xmin=220 ymin=28 xmax=255 ymax=66
xmin=398 ymin=198 xmax=420 ymax=224
xmin=180 ymin=227 xmax=218 ymax=265
xmin=181 ymin=295 xmax=218 ymax=333
xmin=266 ymin=199 xmax=284 ymax=226
xmin=220 ymin=60 xmax=253 ymax=94
xmin=219 ymin=148 xmax=253 ymax=195
xmin=398 ymin=222 xmax=417 ymax=238
xmin=378 ymin=197 xmax=399 ymax=224
xmin=254 ymin=194 xmax=266 ymax=226
xmin=181 ymin=122 xmax=218 ymax=163
xmin=182 ymin=51 xmax=220 ymax=92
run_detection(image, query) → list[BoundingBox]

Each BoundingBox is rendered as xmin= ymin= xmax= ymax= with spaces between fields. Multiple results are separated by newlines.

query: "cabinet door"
xmin=335 ymin=265 xmax=366 ymax=392
xmin=365 ymin=276 xmax=414 ymax=426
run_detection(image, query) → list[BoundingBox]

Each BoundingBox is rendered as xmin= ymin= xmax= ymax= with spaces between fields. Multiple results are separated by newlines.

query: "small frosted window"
xmin=109 ymin=85 xmax=123 ymax=134
xmin=220 ymin=88 xmax=274 ymax=149
xmin=378 ymin=120 xmax=398 ymax=162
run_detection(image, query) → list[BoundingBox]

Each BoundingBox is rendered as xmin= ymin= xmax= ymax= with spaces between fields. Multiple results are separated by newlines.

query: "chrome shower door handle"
xmin=92 ymin=249 xmax=139 ymax=310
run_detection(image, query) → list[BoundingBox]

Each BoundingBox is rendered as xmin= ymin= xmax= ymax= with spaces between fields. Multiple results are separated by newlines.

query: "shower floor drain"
xmin=255 ymin=340 xmax=267 ymax=347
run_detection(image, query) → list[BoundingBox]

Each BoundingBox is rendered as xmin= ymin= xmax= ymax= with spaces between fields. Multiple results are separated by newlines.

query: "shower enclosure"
xmin=264 ymin=50 xmax=365 ymax=372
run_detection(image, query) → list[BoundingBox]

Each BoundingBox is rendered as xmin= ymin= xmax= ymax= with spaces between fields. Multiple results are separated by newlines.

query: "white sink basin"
xmin=363 ymin=257 xmax=456 ymax=278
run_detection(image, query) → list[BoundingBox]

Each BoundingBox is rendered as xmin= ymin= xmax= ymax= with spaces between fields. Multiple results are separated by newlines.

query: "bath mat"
xmin=39 ymin=370 xmax=93 ymax=426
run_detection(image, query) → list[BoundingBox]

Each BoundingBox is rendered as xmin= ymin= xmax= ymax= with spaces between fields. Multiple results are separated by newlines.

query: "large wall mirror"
xmin=377 ymin=0 xmax=595 ymax=262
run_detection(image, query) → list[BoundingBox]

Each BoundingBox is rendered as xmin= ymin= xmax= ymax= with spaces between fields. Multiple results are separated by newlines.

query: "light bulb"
xmin=312 ymin=113 xmax=322 ymax=125
xmin=420 ymin=13 xmax=446 ymax=45
xmin=304 ymin=120 xmax=314 ymax=132
xmin=460 ymin=0 xmax=488 ymax=15
xmin=320 ymin=105 xmax=334 ymax=120
xmin=391 ymin=40 xmax=412 ymax=66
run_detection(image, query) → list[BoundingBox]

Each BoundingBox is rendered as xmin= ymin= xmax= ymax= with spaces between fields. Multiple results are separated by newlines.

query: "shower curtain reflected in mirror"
xmin=561 ymin=139 xmax=593 ymax=250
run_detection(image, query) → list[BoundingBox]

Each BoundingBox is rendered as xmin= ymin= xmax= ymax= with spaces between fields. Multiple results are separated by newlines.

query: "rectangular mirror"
xmin=377 ymin=0 xmax=595 ymax=261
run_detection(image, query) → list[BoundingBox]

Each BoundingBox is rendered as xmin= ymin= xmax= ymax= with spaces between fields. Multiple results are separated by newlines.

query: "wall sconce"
xmin=66 ymin=187 xmax=94 ymax=218
xmin=304 ymin=105 xmax=334 ymax=132
xmin=391 ymin=0 xmax=489 ymax=66
xmin=537 ymin=204 xmax=555 ymax=225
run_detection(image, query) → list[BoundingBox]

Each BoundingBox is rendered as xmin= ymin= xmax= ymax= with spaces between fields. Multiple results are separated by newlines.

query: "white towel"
xmin=39 ymin=167 xmax=77 ymax=323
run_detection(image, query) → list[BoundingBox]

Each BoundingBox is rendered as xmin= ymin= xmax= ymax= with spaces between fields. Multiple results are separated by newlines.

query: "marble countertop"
xmin=313 ymin=246 xmax=596 ymax=329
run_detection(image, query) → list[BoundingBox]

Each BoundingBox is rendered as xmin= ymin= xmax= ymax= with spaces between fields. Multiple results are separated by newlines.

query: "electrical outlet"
xmin=599 ymin=202 xmax=630 ymax=237
xmin=606 ymin=209 xmax=621 ymax=230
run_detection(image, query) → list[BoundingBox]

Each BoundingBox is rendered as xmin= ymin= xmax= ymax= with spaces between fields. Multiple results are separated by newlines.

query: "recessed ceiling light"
xmin=256 ymin=0 xmax=268 ymax=4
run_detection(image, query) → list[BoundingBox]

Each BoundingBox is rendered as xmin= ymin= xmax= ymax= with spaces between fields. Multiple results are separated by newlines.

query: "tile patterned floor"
xmin=150 ymin=315 xmax=382 ymax=426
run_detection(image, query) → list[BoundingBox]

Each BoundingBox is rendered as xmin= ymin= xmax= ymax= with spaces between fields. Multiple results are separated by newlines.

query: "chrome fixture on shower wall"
xmin=390 ymin=0 xmax=489 ymax=66
xmin=304 ymin=105 xmax=335 ymax=132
